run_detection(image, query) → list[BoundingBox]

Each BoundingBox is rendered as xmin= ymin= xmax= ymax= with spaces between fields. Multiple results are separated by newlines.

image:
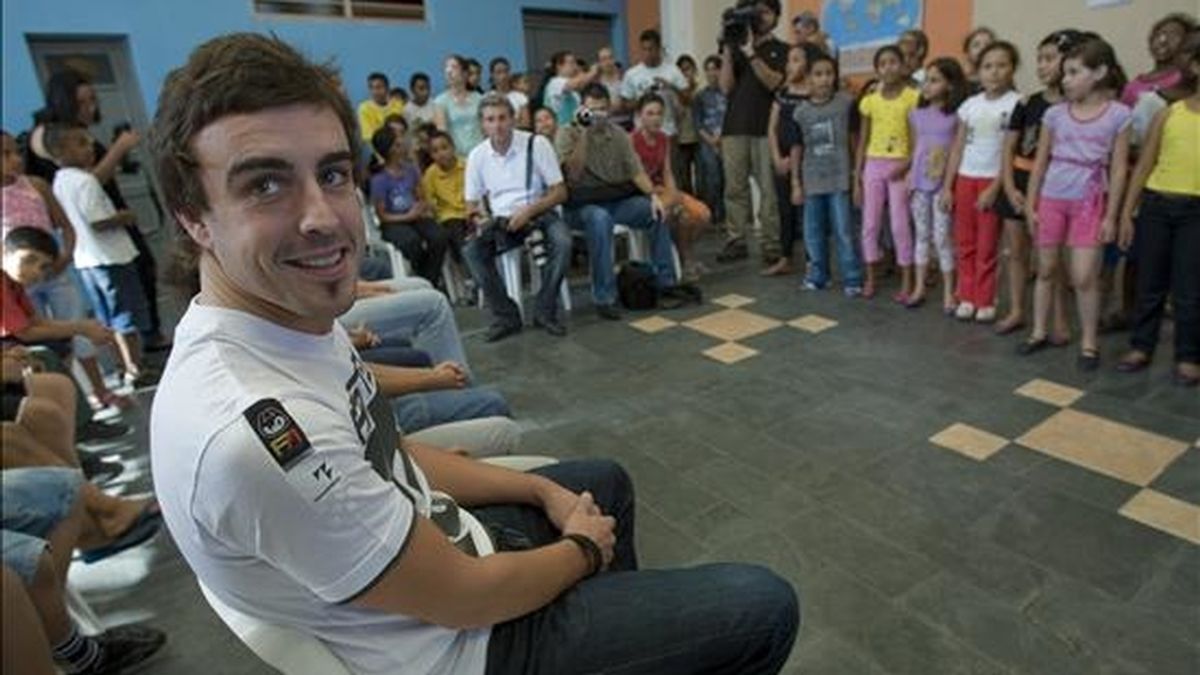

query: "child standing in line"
xmin=1116 ymin=38 xmax=1200 ymax=386
xmin=906 ymin=58 xmax=967 ymax=311
xmin=693 ymin=55 xmax=727 ymax=228
xmin=789 ymin=53 xmax=863 ymax=295
xmin=855 ymin=45 xmax=921 ymax=300
xmin=1019 ymin=38 xmax=1131 ymax=371
xmin=47 ymin=124 xmax=156 ymax=388
xmin=764 ymin=44 xmax=816 ymax=277
xmin=941 ymin=41 xmax=1022 ymax=323
xmin=993 ymin=31 xmax=1081 ymax=338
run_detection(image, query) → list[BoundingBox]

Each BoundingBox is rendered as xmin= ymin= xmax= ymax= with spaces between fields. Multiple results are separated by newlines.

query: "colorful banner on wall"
xmin=822 ymin=0 xmax=924 ymax=75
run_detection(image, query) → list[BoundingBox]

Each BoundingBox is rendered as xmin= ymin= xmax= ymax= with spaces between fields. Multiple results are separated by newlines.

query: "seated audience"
xmin=421 ymin=131 xmax=470 ymax=263
xmin=148 ymin=35 xmax=799 ymax=675
xmin=533 ymin=106 xmax=558 ymax=140
xmin=464 ymin=93 xmax=573 ymax=341
xmin=557 ymin=83 xmax=677 ymax=319
xmin=405 ymin=72 xmax=437 ymax=127
xmin=545 ymin=50 xmax=599 ymax=126
xmin=489 ymin=57 xmax=531 ymax=129
xmin=369 ymin=126 xmax=449 ymax=286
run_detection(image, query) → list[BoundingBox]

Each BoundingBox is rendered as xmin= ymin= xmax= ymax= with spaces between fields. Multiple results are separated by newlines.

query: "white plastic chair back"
xmin=198 ymin=582 xmax=355 ymax=675
xmin=496 ymin=248 xmax=571 ymax=320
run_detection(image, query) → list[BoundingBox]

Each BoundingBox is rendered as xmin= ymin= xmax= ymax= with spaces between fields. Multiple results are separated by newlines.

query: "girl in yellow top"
xmin=1116 ymin=40 xmax=1200 ymax=386
xmin=856 ymin=45 xmax=921 ymax=301
xmin=420 ymin=131 xmax=468 ymax=261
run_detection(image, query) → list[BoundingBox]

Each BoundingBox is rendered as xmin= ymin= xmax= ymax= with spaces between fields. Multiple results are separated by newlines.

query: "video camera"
xmin=574 ymin=106 xmax=608 ymax=127
xmin=720 ymin=0 xmax=759 ymax=47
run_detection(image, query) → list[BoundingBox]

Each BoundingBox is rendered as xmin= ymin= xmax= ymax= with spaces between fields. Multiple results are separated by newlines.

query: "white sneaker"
xmin=975 ymin=306 xmax=996 ymax=323
xmin=955 ymin=302 xmax=976 ymax=321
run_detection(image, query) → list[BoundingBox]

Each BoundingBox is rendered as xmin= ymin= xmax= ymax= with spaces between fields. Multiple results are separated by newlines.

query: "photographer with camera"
xmin=463 ymin=93 xmax=572 ymax=342
xmin=715 ymin=0 xmax=789 ymax=267
xmin=557 ymin=84 xmax=678 ymax=320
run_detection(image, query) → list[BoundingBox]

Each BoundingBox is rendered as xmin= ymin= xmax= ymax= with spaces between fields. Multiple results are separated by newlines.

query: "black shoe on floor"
xmin=84 ymin=623 xmax=167 ymax=674
xmin=716 ymin=240 xmax=749 ymax=263
xmin=595 ymin=304 xmax=622 ymax=321
xmin=80 ymin=453 xmax=124 ymax=484
xmin=484 ymin=322 xmax=522 ymax=343
xmin=533 ymin=316 xmax=567 ymax=337
xmin=124 ymin=367 xmax=161 ymax=390
xmin=1015 ymin=338 xmax=1050 ymax=356
xmin=79 ymin=420 xmax=131 ymax=443
xmin=1077 ymin=349 xmax=1101 ymax=372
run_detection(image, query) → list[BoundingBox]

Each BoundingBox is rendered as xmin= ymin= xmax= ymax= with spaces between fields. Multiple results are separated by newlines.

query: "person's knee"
xmin=472 ymin=388 xmax=511 ymax=418
xmin=712 ymin=563 xmax=800 ymax=637
xmin=582 ymin=208 xmax=614 ymax=238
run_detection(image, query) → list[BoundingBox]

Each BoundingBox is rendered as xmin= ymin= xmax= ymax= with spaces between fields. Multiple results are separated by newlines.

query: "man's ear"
xmin=175 ymin=211 xmax=213 ymax=251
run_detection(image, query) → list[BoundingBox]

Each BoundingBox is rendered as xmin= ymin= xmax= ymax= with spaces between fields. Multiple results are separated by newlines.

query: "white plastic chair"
xmin=66 ymin=583 xmax=105 ymax=636
xmin=497 ymin=248 xmax=572 ymax=321
xmin=198 ymin=455 xmax=559 ymax=675
xmin=359 ymin=190 xmax=412 ymax=280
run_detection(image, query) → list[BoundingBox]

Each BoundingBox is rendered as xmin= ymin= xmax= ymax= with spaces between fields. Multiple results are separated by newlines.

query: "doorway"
xmin=27 ymin=35 xmax=165 ymax=236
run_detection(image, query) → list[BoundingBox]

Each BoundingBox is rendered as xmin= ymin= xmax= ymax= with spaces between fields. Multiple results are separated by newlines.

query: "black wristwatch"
xmin=561 ymin=534 xmax=603 ymax=578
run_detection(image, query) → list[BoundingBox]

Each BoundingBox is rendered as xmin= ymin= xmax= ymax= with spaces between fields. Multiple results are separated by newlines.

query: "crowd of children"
xmin=767 ymin=13 xmax=1198 ymax=385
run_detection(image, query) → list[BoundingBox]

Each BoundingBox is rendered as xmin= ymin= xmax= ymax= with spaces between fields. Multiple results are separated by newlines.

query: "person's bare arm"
xmin=767 ymin=101 xmax=786 ymax=173
xmin=1023 ymin=125 xmax=1053 ymax=236
xmin=29 ymin=178 xmax=76 ymax=268
xmin=367 ymin=362 xmax=464 ymax=396
xmin=1000 ymin=129 xmax=1022 ymax=208
xmin=434 ymin=104 xmax=449 ymax=133
xmin=14 ymin=317 xmax=111 ymax=346
xmin=719 ymin=46 xmax=736 ymax=96
xmin=565 ymin=65 xmax=599 ymax=92
xmin=853 ymin=115 xmax=871 ymax=207
xmin=508 ymin=183 xmax=567 ymax=231
xmin=90 ymin=131 xmax=137 ymax=185
xmin=1100 ymin=125 xmax=1132 ymax=244
xmin=92 ymin=210 xmax=137 ymax=231
xmin=939 ymin=123 xmax=967 ymax=213
xmin=1119 ymin=108 xmax=1167 ymax=249
xmin=790 ymin=144 xmax=804 ymax=205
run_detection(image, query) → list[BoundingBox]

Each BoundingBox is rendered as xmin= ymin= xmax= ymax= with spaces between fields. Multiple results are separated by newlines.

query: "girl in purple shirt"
xmin=1020 ymin=38 xmax=1132 ymax=371
xmin=906 ymin=58 xmax=967 ymax=312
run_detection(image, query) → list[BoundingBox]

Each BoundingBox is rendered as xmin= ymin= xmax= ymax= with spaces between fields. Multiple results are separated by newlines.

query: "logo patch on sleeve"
xmin=244 ymin=398 xmax=311 ymax=471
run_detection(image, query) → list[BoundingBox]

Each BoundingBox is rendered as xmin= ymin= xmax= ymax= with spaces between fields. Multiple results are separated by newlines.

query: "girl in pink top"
xmin=1121 ymin=13 xmax=1197 ymax=107
xmin=1 ymin=130 xmax=130 ymax=409
xmin=1021 ymin=38 xmax=1132 ymax=371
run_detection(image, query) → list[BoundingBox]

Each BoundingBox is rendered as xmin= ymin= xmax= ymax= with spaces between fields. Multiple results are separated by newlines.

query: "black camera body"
xmin=720 ymin=2 xmax=759 ymax=47
xmin=111 ymin=121 xmax=140 ymax=174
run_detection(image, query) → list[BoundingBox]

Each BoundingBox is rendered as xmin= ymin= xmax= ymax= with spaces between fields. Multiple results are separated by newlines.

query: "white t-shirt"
xmin=150 ymin=302 xmax=489 ymax=675
xmin=465 ymin=130 xmax=563 ymax=218
xmin=506 ymin=91 xmax=529 ymax=118
xmin=956 ymin=90 xmax=1021 ymax=178
xmin=620 ymin=62 xmax=688 ymax=136
xmin=406 ymin=100 xmax=437 ymax=127
xmin=1131 ymin=91 xmax=1168 ymax=149
xmin=51 ymin=167 xmax=137 ymax=268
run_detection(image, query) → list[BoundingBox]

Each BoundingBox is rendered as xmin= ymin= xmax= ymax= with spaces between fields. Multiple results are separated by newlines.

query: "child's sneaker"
xmin=844 ymin=286 xmax=864 ymax=298
xmin=802 ymin=279 xmax=825 ymax=291
xmin=955 ymin=302 xmax=976 ymax=321
xmin=975 ymin=306 xmax=997 ymax=323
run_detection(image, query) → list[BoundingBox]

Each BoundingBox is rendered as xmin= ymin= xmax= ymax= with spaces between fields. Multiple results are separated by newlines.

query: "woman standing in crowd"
xmin=963 ymin=27 xmax=997 ymax=93
xmin=1019 ymin=37 xmax=1131 ymax=371
xmin=434 ymin=55 xmax=483 ymax=157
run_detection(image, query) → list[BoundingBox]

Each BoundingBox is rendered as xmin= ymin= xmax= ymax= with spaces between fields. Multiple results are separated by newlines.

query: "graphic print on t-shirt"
xmin=809 ymin=119 xmax=836 ymax=157
xmin=345 ymin=350 xmax=402 ymax=482
xmin=924 ymin=146 xmax=947 ymax=183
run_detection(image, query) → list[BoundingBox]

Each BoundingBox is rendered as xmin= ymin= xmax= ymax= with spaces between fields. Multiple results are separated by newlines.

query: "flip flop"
xmin=993 ymin=318 xmax=1025 ymax=336
xmin=80 ymin=502 xmax=162 ymax=564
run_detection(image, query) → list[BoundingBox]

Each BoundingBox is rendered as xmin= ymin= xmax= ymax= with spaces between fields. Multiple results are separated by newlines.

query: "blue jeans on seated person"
xmin=2 ymin=467 xmax=82 ymax=583
xmin=391 ymin=386 xmax=510 ymax=434
xmin=463 ymin=215 xmax=572 ymax=327
xmin=359 ymin=335 xmax=433 ymax=368
xmin=803 ymin=191 xmax=863 ymax=290
xmin=339 ymin=277 xmax=470 ymax=374
xmin=478 ymin=459 xmax=800 ymax=675
xmin=565 ymin=195 xmax=677 ymax=307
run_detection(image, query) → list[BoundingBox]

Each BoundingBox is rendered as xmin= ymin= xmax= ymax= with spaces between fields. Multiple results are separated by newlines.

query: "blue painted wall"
xmin=2 ymin=0 xmax=627 ymax=131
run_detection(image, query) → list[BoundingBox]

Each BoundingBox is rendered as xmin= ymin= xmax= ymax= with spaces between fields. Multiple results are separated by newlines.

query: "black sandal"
xmin=1077 ymin=349 xmax=1101 ymax=372
xmin=1016 ymin=338 xmax=1050 ymax=356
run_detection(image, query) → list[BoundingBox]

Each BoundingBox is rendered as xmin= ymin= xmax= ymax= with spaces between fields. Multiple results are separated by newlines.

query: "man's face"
xmin=179 ymin=104 xmax=362 ymax=333
xmin=412 ymin=78 xmax=430 ymax=103
xmin=481 ymin=104 xmax=514 ymax=144
xmin=368 ymin=78 xmax=388 ymax=104
xmin=641 ymin=39 xmax=663 ymax=67
xmin=3 ymin=248 xmax=54 ymax=286
xmin=583 ymin=95 xmax=610 ymax=116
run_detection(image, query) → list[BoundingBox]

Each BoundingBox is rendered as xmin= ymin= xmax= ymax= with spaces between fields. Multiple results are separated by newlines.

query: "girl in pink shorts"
xmin=1019 ymin=37 xmax=1132 ymax=371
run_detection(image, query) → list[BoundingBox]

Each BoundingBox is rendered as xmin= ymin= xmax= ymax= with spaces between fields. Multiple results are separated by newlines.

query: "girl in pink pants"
xmin=855 ymin=45 xmax=921 ymax=301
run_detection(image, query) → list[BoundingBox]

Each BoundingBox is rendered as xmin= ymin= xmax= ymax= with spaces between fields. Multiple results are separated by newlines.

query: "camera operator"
xmin=557 ymin=84 xmax=678 ymax=320
xmin=463 ymin=93 xmax=573 ymax=342
xmin=716 ymin=0 xmax=788 ymax=267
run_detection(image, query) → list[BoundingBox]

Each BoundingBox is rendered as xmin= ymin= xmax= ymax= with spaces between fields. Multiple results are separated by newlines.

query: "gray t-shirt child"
xmin=790 ymin=92 xmax=855 ymax=196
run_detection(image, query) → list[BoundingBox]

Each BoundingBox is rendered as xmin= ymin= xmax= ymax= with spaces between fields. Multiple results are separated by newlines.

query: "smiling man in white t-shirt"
xmin=148 ymin=33 xmax=798 ymax=675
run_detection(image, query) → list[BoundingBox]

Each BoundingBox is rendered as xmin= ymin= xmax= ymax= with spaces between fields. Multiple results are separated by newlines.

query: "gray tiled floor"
xmin=73 ymin=235 xmax=1199 ymax=674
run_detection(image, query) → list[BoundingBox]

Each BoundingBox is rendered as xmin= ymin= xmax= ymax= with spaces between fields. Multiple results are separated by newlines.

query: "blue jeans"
xmin=480 ymin=459 xmax=800 ymax=675
xmin=390 ymin=386 xmax=510 ymax=434
xmin=565 ymin=195 xmax=677 ymax=307
xmin=697 ymin=143 xmax=726 ymax=224
xmin=339 ymin=277 xmax=471 ymax=376
xmin=463 ymin=215 xmax=572 ymax=326
xmin=804 ymin=191 xmax=863 ymax=290
xmin=27 ymin=266 xmax=96 ymax=359
xmin=77 ymin=262 xmax=151 ymax=335
xmin=2 ymin=468 xmax=82 ymax=584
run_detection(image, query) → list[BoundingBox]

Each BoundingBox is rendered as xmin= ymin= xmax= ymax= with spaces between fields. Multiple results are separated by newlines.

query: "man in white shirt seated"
xmin=148 ymin=33 xmax=800 ymax=675
xmin=462 ymin=92 xmax=573 ymax=342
